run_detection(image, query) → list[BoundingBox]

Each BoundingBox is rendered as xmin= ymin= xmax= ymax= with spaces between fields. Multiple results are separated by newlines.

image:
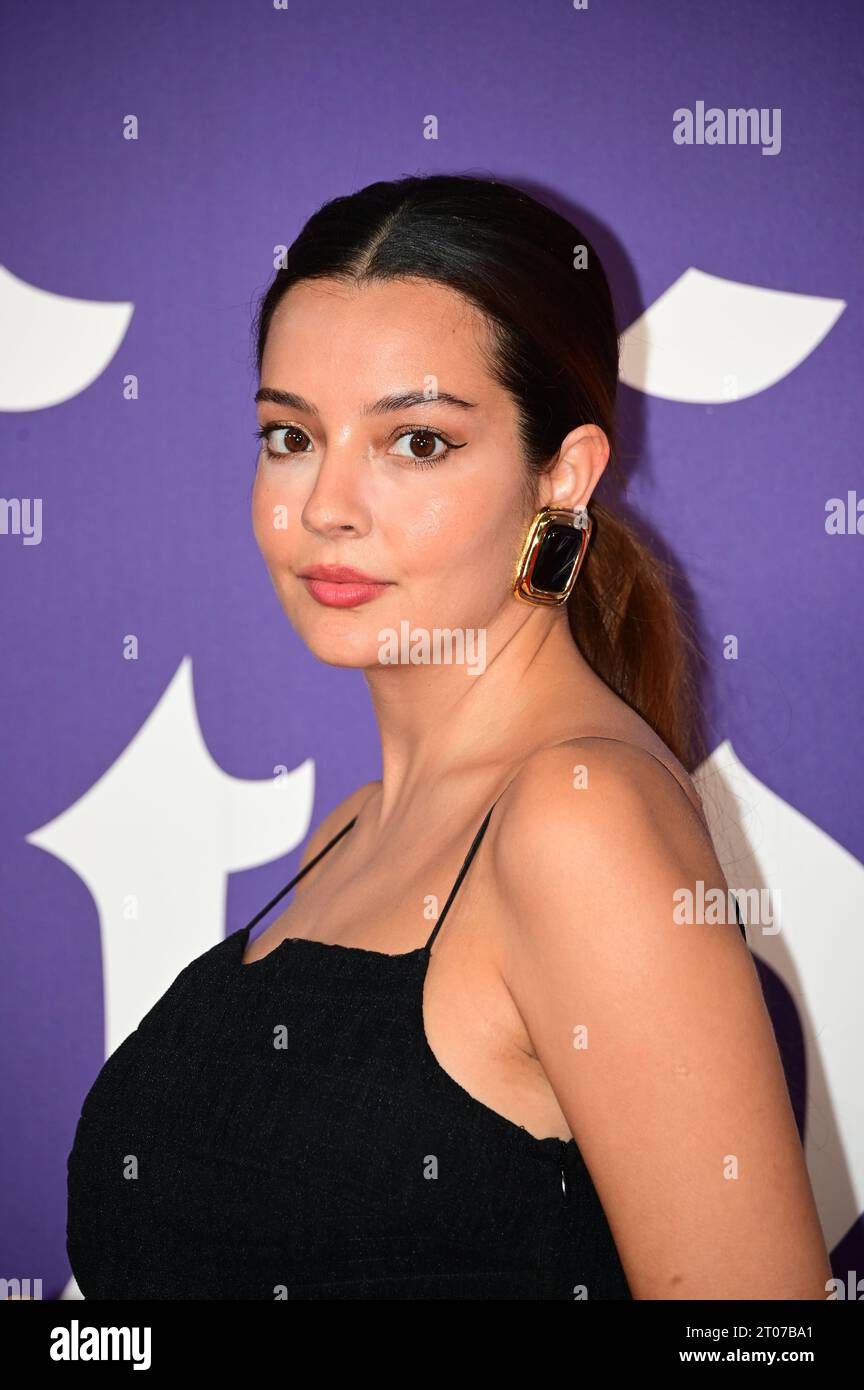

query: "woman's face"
xmin=252 ymin=275 xmax=534 ymax=669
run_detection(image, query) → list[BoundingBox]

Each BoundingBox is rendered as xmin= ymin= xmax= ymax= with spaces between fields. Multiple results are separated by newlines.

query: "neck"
xmin=362 ymin=602 xmax=608 ymax=831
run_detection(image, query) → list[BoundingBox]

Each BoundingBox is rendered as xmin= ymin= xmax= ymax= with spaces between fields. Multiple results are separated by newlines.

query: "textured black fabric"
xmin=66 ymin=796 xmax=638 ymax=1300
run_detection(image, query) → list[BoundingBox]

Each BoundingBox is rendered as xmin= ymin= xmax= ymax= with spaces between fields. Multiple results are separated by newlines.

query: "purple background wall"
xmin=1 ymin=0 xmax=861 ymax=1298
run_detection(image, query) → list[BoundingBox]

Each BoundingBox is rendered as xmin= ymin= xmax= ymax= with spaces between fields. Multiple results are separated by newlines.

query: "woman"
xmin=67 ymin=173 xmax=831 ymax=1300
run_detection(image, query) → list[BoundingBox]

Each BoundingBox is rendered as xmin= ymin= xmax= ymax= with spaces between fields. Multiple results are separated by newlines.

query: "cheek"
xmin=392 ymin=494 xmax=521 ymax=610
xmin=390 ymin=499 xmax=480 ymax=591
xmin=396 ymin=493 xmax=449 ymax=548
xmin=251 ymin=469 xmax=292 ymax=561
xmin=397 ymin=491 xmax=512 ymax=570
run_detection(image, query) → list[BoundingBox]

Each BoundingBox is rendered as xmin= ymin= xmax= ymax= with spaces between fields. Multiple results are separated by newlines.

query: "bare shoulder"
xmin=539 ymin=733 xmax=705 ymax=828
xmin=484 ymin=737 xmax=830 ymax=1298
xmin=488 ymin=733 xmax=730 ymax=969
xmin=295 ymin=779 xmax=381 ymax=884
xmin=493 ymin=735 xmax=711 ymax=870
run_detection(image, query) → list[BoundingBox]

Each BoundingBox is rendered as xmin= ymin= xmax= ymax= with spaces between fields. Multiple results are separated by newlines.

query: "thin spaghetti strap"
xmin=733 ymin=893 xmax=747 ymax=944
xmin=243 ymin=815 xmax=358 ymax=935
xmin=424 ymin=803 xmax=499 ymax=952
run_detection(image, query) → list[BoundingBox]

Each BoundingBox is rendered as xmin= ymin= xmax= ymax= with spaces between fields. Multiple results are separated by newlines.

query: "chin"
xmin=295 ymin=621 xmax=388 ymax=671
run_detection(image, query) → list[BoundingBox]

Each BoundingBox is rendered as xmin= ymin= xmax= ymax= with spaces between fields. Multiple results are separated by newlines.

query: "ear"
xmin=537 ymin=424 xmax=610 ymax=510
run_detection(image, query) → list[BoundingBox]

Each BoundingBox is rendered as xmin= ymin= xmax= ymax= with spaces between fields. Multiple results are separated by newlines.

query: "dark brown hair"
xmin=252 ymin=174 xmax=704 ymax=768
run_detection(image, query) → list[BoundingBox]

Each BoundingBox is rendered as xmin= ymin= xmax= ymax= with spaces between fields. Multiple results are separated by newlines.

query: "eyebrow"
xmin=254 ymin=387 xmax=478 ymax=416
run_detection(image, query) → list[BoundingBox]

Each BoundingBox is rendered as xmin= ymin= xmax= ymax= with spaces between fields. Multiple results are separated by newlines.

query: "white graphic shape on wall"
xmin=0 ymin=265 xmax=134 ymax=410
xmin=27 ymin=655 xmax=315 ymax=1063
xmin=49 ymin=656 xmax=315 ymax=1302
xmin=695 ymin=739 xmax=864 ymax=1254
xmin=619 ymin=268 xmax=845 ymax=402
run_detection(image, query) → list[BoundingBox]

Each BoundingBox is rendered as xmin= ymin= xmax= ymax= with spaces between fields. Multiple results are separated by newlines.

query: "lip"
xmin=299 ymin=564 xmax=387 ymax=584
xmin=297 ymin=563 xmax=393 ymax=609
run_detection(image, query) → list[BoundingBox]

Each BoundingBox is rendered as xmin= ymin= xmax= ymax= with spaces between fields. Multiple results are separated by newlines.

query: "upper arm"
xmin=492 ymin=739 xmax=830 ymax=1300
xmin=295 ymin=780 xmax=380 ymax=888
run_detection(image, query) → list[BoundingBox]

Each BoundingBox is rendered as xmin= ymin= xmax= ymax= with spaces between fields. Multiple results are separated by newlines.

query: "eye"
xmin=253 ymin=422 xmax=464 ymax=469
xmin=389 ymin=428 xmax=458 ymax=469
xmin=254 ymin=423 xmax=312 ymax=459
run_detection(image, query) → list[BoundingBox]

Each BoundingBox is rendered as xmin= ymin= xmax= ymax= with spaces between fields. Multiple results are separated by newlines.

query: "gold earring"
xmin=512 ymin=505 xmax=592 ymax=606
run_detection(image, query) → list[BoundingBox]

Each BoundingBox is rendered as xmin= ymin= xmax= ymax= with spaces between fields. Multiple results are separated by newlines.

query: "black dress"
xmin=67 ymin=774 xmax=736 ymax=1300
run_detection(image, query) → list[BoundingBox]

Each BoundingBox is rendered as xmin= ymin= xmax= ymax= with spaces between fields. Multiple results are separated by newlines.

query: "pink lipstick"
xmin=298 ymin=563 xmax=393 ymax=609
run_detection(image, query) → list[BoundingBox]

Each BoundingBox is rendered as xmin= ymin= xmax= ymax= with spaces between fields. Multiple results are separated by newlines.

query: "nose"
xmin=300 ymin=451 xmax=369 ymax=538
